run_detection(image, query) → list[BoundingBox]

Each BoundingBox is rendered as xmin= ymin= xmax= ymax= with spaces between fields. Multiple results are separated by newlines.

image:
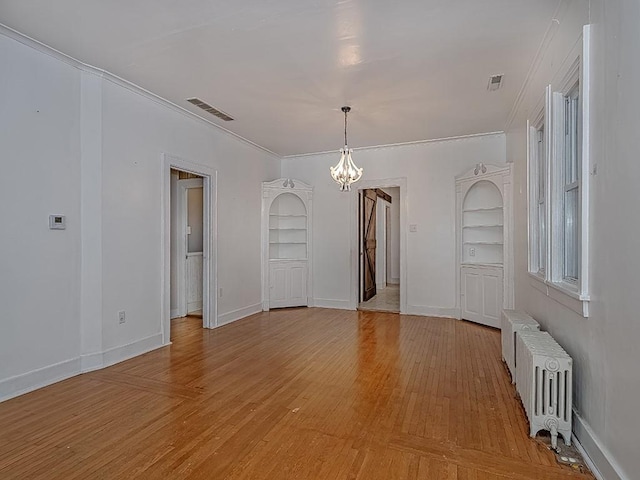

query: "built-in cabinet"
xmin=262 ymin=178 xmax=312 ymax=310
xmin=456 ymin=164 xmax=513 ymax=328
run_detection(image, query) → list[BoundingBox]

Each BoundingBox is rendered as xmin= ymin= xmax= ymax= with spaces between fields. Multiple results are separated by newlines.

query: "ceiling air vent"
xmin=487 ymin=74 xmax=504 ymax=92
xmin=186 ymin=98 xmax=234 ymax=121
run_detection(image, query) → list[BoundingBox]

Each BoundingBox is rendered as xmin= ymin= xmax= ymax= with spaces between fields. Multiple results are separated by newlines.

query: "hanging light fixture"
xmin=330 ymin=106 xmax=363 ymax=191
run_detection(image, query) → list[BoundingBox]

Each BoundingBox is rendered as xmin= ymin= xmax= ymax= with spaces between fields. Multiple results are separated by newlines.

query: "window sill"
xmin=528 ymin=274 xmax=590 ymax=317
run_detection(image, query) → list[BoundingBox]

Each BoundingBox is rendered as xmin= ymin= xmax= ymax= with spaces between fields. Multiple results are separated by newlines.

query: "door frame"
xmin=162 ymin=154 xmax=217 ymax=344
xmin=350 ymin=178 xmax=407 ymax=313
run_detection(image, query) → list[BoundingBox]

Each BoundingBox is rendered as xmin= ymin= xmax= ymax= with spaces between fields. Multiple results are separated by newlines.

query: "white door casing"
xmin=350 ymin=178 xmax=408 ymax=313
xmin=162 ymin=154 xmax=217 ymax=344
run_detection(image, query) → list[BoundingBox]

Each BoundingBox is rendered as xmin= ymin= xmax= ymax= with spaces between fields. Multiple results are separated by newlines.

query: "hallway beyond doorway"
xmin=358 ymin=284 xmax=400 ymax=313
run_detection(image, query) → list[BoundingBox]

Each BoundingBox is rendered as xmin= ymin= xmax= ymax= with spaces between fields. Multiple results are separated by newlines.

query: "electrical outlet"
xmin=469 ymin=247 xmax=476 ymax=257
xmin=118 ymin=310 xmax=126 ymax=324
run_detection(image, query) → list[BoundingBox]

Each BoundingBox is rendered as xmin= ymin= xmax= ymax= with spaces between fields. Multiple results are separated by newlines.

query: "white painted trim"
xmin=283 ymin=131 xmax=504 ymax=159
xmin=0 ymin=358 xmax=80 ymax=403
xmin=573 ymin=410 xmax=628 ymax=480
xmin=170 ymin=309 xmax=181 ymax=319
xmin=388 ymin=278 xmax=400 ymax=285
xmin=218 ymin=303 xmax=262 ymax=326
xmin=162 ymin=154 xmax=218 ymax=344
xmin=0 ymin=23 xmax=279 ymax=159
xmin=312 ymin=299 xmax=353 ymax=310
xmin=350 ymin=178 xmax=408 ymax=313
xmin=405 ymin=306 xmax=460 ymax=319
xmin=100 ymin=334 xmax=165 ymax=369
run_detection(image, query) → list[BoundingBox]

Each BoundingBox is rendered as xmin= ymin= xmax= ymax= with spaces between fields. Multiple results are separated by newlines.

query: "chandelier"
xmin=330 ymin=106 xmax=363 ymax=191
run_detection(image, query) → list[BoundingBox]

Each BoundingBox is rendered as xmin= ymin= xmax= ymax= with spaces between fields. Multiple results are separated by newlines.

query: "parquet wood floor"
xmin=0 ymin=309 xmax=593 ymax=479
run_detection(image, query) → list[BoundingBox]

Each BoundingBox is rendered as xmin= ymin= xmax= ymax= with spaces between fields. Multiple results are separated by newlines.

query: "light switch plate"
xmin=409 ymin=224 xmax=417 ymax=233
xmin=49 ymin=215 xmax=66 ymax=230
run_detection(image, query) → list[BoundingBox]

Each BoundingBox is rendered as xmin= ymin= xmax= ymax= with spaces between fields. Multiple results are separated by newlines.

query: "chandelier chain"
xmin=344 ymin=108 xmax=348 ymax=146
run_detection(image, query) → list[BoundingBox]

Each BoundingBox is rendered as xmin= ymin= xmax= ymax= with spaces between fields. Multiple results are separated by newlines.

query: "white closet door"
xmin=269 ymin=262 xmax=307 ymax=309
xmin=461 ymin=265 xmax=503 ymax=328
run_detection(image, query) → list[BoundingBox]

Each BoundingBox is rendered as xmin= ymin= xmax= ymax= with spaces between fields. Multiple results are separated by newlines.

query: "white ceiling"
xmin=0 ymin=0 xmax=561 ymax=156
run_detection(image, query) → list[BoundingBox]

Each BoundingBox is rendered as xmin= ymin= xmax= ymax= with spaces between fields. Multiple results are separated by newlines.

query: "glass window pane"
xmin=538 ymin=201 xmax=545 ymax=272
xmin=563 ymin=187 xmax=579 ymax=280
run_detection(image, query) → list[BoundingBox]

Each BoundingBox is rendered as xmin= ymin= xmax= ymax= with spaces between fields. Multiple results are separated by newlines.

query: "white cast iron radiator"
xmin=501 ymin=310 xmax=540 ymax=383
xmin=515 ymin=331 xmax=572 ymax=449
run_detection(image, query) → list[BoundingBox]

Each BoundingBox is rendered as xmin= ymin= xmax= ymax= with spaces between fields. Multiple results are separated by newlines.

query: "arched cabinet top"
xmin=263 ymin=178 xmax=313 ymax=196
xmin=455 ymin=163 xmax=511 ymax=196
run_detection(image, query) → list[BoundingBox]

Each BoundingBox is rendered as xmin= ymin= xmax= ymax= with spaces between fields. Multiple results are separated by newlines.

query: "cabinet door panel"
xmin=288 ymin=265 xmax=307 ymax=306
xmin=463 ymin=270 xmax=482 ymax=316
xmin=270 ymin=265 xmax=288 ymax=304
xmin=482 ymin=271 xmax=501 ymax=324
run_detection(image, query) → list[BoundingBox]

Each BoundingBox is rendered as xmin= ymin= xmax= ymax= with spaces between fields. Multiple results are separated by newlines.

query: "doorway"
xmin=170 ymin=169 xmax=204 ymax=320
xmin=358 ymin=187 xmax=401 ymax=313
xmin=162 ymin=154 xmax=217 ymax=345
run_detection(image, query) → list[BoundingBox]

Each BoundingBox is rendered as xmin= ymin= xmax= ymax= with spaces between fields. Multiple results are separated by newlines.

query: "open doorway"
xmin=161 ymin=154 xmax=217 ymax=345
xmin=358 ymin=187 xmax=400 ymax=313
xmin=170 ymin=169 xmax=205 ymax=322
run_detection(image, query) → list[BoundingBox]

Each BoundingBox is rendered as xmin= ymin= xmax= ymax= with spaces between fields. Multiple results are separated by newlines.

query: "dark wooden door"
xmin=362 ymin=189 xmax=377 ymax=302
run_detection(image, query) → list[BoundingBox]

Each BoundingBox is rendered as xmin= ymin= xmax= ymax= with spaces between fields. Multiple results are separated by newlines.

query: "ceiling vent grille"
xmin=186 ymin=98 xmax=234 ymax=121
xmin=487 ymin=74 xmax=504 ymax=91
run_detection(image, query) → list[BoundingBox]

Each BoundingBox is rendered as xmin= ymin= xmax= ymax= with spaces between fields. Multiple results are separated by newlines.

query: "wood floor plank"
xmin=0 ymin=309 xmax=593 ymax=479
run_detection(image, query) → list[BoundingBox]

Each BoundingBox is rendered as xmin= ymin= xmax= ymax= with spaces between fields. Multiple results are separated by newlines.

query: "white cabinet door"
xmin=461 ymin=265 xmax=503 ymax=328
xmin=269 ymin=261 xmax=308 ymax=308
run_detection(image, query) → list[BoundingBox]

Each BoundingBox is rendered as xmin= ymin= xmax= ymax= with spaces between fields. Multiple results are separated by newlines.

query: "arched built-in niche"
xmin=261 ymin=179 xmax=313 ymax=310
xmin=461 ymin=180 xmax=504 ymax=265
xmin=456 ymin=164 xmax=513 ymax=328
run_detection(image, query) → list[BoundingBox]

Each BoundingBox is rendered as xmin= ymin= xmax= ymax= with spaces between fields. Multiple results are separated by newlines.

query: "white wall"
xmin=0 ymin=34 xmax=82 ymax=393
xmin=282 ymin=133 xmax=506 ymax=315
xmin=382 ymin=187 xmax=401 ymax=284
xmin=506 ymin=1 xmax=639 ymax=478
xmin=0 ymin=29 xmax=280 ymax=401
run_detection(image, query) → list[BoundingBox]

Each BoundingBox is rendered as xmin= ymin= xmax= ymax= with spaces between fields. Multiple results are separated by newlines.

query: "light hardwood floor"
xmin=0 ymin=309 xmax=593 ymax=479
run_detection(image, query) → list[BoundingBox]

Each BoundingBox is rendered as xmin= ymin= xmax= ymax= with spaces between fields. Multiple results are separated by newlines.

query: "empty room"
xmin=0 ymin=1 xmax=638 ymax=479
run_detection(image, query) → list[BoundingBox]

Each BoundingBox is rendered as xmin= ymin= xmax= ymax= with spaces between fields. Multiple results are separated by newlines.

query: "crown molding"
xmin=283 ymin=131 xmax=505 ymax=159
xmin=0 ymin=23 xmax=280 ymax=160
xmin=503 ymin=0 xmax=570 ymax=132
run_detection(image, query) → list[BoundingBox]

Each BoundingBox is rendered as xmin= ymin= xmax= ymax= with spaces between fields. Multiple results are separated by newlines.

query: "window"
xmin=527 ymin=91 xmax=549 ymax=278
xmin=562 ymin=84 xmax=580 ymax=282
xmin=526 ymin=25 xmax=591 ymax=317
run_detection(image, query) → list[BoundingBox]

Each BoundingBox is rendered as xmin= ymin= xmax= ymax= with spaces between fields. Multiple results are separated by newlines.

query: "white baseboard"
xmin=103 ymin=333 xmax=165 ymax=370
xmin=405 ymin=305 xmax=459 ymax=318
xmin=0 ymin=357 xmax=81 ymax=403
xmin=311 ymin=298 xmax=353 ymax=310
xmin=217 ymin=303 xmax=262 ymax=326
xmin=388 ymin=278 xmax=400 ymax=285
xmin=170 ymin=308 xmax=180 ymax=319
xmin=572 ymin=410 xmax=628 ymax=480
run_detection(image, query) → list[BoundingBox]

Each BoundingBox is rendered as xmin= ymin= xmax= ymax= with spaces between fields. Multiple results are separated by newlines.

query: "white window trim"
xmin=527 ymin=25 xmax=591 ymax=317
xmin=527 ymin=86 xmax=551 ymax=283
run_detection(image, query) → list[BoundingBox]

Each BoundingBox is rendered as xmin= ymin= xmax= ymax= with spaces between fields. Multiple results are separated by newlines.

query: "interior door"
xmin=177 ymin=178 xmax=203 ymax=316
xmin=361 ymin=189 xmax=377 ymax=302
